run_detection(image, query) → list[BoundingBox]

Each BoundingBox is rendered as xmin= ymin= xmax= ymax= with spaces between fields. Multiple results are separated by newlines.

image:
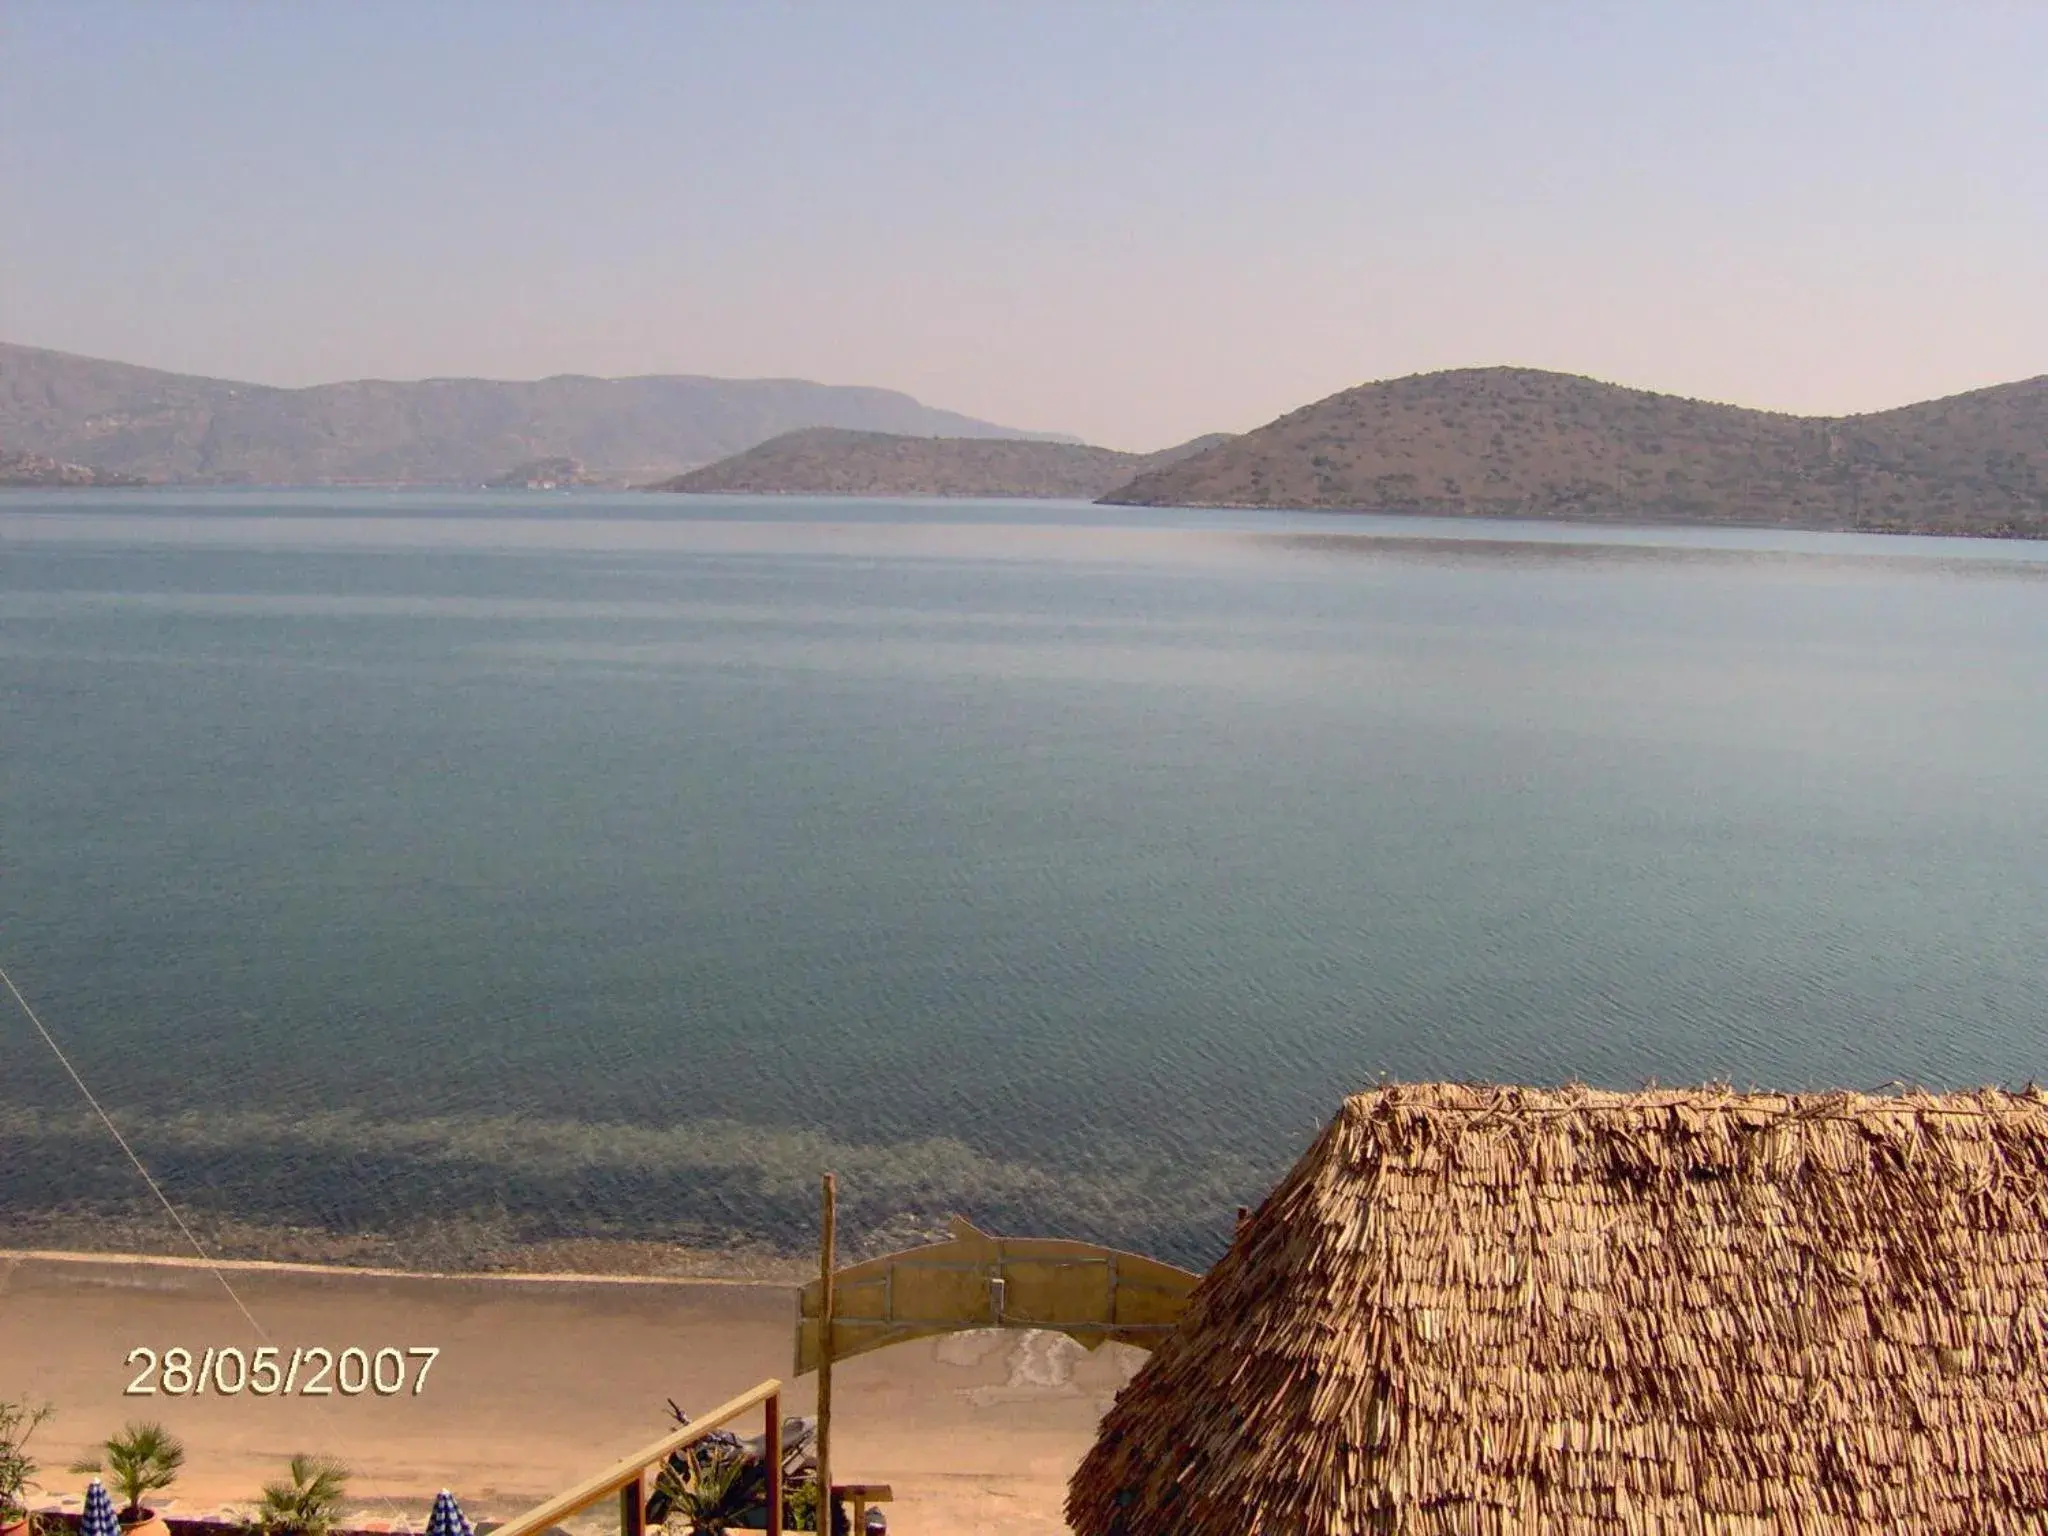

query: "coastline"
xmin=0 ymin=1246 xmax=788 ymax=1288
xmin=6 ymin=480 xmax=2046 ymax=543
xmin=1 ymin=1249 xmax=1133 ymax=1536
xmin=0 ymin=1211 xmax=820 ymax=1286
xmin=1100 ymin=494 xmax=2048 ymax=542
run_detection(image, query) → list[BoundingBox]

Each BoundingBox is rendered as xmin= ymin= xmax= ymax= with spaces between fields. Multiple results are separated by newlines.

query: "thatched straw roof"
xmin=1069 ymin=1082 xmax=2048 ymax=1535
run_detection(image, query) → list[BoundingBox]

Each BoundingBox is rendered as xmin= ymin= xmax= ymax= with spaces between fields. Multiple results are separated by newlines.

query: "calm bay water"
xmin=4 ymin=491 xmax=2046 ymax=1266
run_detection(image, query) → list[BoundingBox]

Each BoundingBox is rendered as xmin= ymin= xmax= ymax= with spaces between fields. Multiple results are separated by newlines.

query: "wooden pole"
xmin=618 ymin=1469 xmax=645 ymax=1536
xmin=817 ymin=1172 xmax=837 ymax=1536
xmin=763 ymin=1390 xmax=783 ymax=1536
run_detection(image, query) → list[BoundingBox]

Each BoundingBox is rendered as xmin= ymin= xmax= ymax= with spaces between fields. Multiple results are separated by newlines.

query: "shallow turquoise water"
xmin=4 ymin=492 xmax=2046 ymax=1264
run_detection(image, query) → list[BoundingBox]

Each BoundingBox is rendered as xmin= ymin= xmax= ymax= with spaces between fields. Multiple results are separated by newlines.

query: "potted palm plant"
xmin=69 ymin=1422 xmax=184 ymax=1536
xmin=0 ymin=1399 xmax=56 ymax=1536
xmin=252 ymin=1456 xmax=350 ymax=1536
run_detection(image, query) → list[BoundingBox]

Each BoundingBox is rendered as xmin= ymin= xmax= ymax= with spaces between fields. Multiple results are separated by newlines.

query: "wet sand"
xmin=0 ymin=1251 xmax=1141 ymax=1536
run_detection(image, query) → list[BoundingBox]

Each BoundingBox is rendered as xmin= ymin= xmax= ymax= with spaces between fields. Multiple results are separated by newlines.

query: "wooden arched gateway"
xmin=793 ymin=1213 xmax=1201 ymax=1374
xmin=795 ymin=1180 xmax=1207 ymax=1526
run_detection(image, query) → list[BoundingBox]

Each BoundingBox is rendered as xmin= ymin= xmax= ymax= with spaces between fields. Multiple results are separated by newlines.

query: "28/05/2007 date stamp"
xmin=126 ymin=1346 xmax=440 ymax=1397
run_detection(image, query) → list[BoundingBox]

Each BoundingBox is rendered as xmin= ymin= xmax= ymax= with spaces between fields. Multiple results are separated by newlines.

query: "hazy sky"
xmin=4 ymin=2 xmax=2043 ymax=449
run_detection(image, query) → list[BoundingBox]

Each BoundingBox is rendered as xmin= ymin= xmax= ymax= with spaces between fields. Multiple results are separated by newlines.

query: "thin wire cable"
xmin=0 ymin=958 xmax=267 ymax=1338
xmin=3 ymin=959 xmax=425 ymax=1529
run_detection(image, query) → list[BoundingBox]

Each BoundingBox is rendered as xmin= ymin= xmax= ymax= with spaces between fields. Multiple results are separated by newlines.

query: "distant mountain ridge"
xmin=0 ymin=342 xmax=1074 ymax=486
xmin=14 ymin=342 xmax=2042 ymax=538
xmin=654 ymin=428 xmax=1232 ymax=499
xmin=1102 ymin=367 xmax=2048 ymax=538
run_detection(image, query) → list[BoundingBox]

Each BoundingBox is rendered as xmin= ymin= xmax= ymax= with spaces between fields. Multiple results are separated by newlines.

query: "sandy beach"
xmin=0 ymin=1251 xmax=1141 ymax=1536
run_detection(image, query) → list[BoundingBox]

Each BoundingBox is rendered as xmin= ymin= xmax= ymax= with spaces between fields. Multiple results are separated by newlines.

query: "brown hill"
xmin=651 ymin=428 xmax=1231 ymax=499
xmin=1101 ymin=368 xmax=2048 ymax=538
xmin=0 ymin=341 xmax=1072 ymax=486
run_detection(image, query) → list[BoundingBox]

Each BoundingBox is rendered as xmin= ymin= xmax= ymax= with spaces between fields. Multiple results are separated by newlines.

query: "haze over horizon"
xmin=4 ymin=1 xmax=2043 ymax=451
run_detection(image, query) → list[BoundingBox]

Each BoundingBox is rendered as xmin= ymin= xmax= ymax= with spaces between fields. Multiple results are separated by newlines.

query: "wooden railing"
xmin=486 ymin=1379 xmax=786 ymax=1536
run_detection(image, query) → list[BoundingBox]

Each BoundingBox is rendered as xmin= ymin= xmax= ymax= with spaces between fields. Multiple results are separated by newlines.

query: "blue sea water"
xmin=3 ymin=491 xmax=2045 ymax=1266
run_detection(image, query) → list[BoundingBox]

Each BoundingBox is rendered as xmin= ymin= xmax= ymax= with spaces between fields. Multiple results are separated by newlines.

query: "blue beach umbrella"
xmin=425 ymin=1490 xmax=473 ymax=1536
xmin=81 ymin=1481 xmax=120 ymax=1536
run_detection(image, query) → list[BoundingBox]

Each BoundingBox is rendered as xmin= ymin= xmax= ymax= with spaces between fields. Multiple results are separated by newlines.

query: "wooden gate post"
xmin=817 ymin=1173 xmax=837 ymax=1534
xmin=618 ymin=1467 xmax=645 ymax=1536
xmin=764 ymin=1389 xmax=783 ymax=1535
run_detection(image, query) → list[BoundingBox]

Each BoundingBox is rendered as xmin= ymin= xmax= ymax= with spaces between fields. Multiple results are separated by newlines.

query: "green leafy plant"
xmin=651 ymin=1449 xmax=752 ymax=1536
xmin=1 ymin=1399 xmax=57 ymax=1527
xmin=780 ymin=1477 xmax=818 ymax=1533
xmin=69 ymin=1422 xmax=185 ymax=1522
xmin=644 ymin=1403 xmax=816 ymax=1535
xmin=252 ymin=1456 xmax=350 ymax=1536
